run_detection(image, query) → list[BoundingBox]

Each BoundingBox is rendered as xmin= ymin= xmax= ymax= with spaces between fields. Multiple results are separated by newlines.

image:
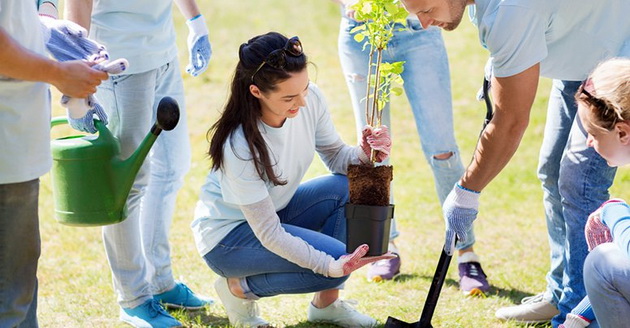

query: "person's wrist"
xmin=452 ymin=183 xmax=480 ymax=209
xmin=327 ymin=257 xmax=343 ymax=278
xmin=186 ymin=14 xmax=208 ymax=37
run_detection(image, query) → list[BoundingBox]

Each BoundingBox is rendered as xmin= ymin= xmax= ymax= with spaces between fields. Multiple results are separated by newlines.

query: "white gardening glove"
xmin=185 ymin=14 xmax=211 ymax=77
xmin=327 ymin=244 xmax=396 ymax=278
xmin=39 ymin=15 xmax=108 ymax=62
xmin=443 ymin=183 xmax=480 ymax=255
xmin=62 ymin=58 xmax=128 ymax=133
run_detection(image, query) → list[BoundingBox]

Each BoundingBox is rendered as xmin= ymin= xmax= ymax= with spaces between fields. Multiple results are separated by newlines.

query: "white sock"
xmin=458 ymin=251 xmax=480 ymax=264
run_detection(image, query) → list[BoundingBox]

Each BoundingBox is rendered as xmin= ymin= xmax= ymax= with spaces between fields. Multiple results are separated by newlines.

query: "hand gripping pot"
xmin=49 ymin=97 xmax=180 ymax=226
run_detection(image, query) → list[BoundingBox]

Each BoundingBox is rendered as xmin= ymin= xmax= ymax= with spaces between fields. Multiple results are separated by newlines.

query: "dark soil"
xmin=347 ymin=164 xmax=393 ymax=206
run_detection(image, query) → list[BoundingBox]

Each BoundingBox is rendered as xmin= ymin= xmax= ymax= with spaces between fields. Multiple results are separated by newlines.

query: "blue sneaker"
xmin=154 ymin=281 xmax=215 ymax=310
xmin=120 ymin=299 xmax=182 ymax=328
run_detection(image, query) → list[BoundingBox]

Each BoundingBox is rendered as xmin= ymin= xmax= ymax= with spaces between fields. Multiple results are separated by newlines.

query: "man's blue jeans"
xmin=203 ymin=175 xmax=350 ymax=298
xmin=0 ymin=179 xmax=40 ymax=328
xmin=338 ymin=17 xmax=470 ymax=248
xmin=537 ymin=80 xmax=616 ymax=326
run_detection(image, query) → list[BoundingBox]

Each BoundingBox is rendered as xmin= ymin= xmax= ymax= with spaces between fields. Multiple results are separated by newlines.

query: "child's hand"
xmin=585 ymin=198 xmax=624 ymax=251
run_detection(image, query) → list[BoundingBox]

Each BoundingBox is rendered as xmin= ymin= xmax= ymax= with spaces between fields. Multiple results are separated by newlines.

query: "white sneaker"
xmin=213 ymin=278 xmax=270 ymax=328
xmin=495 ymin=292 xmax=559 ymax=323
xmin=307 ymin=299 xmax=377 ymax=328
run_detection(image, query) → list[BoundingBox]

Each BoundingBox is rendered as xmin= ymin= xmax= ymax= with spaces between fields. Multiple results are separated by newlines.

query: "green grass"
xmin=39 ymin=1 xmax=630 ymax=327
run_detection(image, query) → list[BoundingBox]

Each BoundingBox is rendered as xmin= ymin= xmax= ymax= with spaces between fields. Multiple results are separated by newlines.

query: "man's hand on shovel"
xmin=328 ymin=244 xmax=396 ymax=278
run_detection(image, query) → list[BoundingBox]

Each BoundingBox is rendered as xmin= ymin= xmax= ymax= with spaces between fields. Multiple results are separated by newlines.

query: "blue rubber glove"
xmin=40 ymin=15 xmax=108 ymax=62
xmin=443 ymin=183 xmax=480 ymax=255
xmin=185 ymin=15 xmax=211 ymax=77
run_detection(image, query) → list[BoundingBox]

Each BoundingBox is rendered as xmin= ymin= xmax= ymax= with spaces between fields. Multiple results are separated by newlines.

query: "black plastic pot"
xmin=345 ymin=203 xmax=394 ymax=256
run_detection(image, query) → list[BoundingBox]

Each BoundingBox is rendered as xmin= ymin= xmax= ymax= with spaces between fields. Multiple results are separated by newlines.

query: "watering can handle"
xmin=50 ymin=117 xmax=107 ymax=134
xmin=51 ymin=116 xmax=68 ymax=127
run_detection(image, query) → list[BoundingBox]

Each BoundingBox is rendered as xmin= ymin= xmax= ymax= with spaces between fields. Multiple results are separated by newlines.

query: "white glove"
xmin=185 ymin=15 xmax=211 ymax=77
xmin=62 ymin=58 xmax=128 ymax=133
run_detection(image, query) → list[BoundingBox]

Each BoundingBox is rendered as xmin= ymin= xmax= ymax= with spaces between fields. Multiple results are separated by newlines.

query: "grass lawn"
xmin=39 ymin=1 xmax=630 ymax=327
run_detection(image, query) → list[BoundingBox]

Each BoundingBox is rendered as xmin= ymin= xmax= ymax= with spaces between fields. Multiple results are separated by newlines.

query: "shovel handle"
xmin=418 ymin=246 xmax=453 ymax=326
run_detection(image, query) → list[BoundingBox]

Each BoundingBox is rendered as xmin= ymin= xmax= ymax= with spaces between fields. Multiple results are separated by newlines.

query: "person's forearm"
xmin=460 ymin=64 xmax=540 ymax=192
xmin=64 ymin=0 xmax=93 ymax=30
xmin=173 ymin=0 xmax=202 ymax=20
xmin=0 ymin=28 xmax=60 ymax=84
xmin=240 ymin=197 xmax=333 ymax=275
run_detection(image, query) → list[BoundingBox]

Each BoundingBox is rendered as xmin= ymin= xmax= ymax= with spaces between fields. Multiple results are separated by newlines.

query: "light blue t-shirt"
xmin=472 ymin=0 xmax=630 ymax=80
xmin=0 ymin=0 xmax=51 ymax=184
xmin=90 ymin=0 xmax=178 ymax=74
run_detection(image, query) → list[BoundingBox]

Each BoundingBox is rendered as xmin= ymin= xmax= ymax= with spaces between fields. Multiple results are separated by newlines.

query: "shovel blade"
xmin=385 ymin=316 xmax=428 ymax=328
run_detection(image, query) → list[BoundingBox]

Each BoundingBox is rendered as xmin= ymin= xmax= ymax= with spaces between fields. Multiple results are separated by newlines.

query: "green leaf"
xmin=354 ymin=33 xmax=366 ymax=43
xmin=391 ymin=87 xmax=403 ymax=96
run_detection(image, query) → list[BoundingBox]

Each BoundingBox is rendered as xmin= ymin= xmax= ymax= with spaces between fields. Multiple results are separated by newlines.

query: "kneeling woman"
xmin=191 ymin=32 xmax=393 ymax=328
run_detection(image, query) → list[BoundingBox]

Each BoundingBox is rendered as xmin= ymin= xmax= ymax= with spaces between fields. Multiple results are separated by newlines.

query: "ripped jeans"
xmin=338 ymin=17 xmax=470 ymax=248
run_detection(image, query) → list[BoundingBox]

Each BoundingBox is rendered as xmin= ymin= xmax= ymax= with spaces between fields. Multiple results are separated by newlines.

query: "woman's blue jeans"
xmin=537 ymin=80 xmax=616 ymax=326
xmin=203 ymin=174 xmax=350 ymax=298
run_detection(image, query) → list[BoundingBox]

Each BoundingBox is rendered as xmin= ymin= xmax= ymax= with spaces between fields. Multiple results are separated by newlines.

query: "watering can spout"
xmin=50 ymin=96 xmax=180 ymax=226
xmin=114 ymin=97 xmax=181 ymax=208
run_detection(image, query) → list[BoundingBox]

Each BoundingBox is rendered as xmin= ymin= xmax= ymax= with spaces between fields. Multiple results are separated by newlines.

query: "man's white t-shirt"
xmin=90 ymin=0 xmax=178 ymax=74
xmin=0 ymin=1 xmax=51 ymax=184
xmin=472 ymin=0 xmax=630 ymax=80
xmin=191 ymin=83 xmax=364 ymax=257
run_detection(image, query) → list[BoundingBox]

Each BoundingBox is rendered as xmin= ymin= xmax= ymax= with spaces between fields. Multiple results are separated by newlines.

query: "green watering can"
xmin=50 ymin=97 xmax=180 ymax=227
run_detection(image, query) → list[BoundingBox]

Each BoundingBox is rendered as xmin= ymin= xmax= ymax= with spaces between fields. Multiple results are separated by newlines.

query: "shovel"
xmin=384 ymin=244 xmax=453 ymax=328
xmin=385 ymin=74 xmax=494 ymax=327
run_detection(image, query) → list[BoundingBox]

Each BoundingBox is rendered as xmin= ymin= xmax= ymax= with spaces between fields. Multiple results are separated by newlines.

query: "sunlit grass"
xmin=38 ymin=1 xmax=630 ymax=327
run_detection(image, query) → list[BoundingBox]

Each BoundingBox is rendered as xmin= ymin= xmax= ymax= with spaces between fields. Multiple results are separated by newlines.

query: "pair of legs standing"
xmin=97 ymin=57 xmax=211 ymax=327
xmin=204 ymin=175 xmax=377 ymax=327
xmin=338 ymin=17 xmax=487 ymax=294
xmin=496 ymin=80 xmax=616 ymax=326
xmin=0 ymin=180 xmax=40 ymax=328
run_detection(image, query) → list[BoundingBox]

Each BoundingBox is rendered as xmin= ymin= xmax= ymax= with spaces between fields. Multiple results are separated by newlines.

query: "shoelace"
xmin=521 ymin=293 xmax=545 ymax=304
xmin=463 ymin=262 xmax=486 ymax=278
xmin=177 ymin=283 xmax=193 ymax=304
xmin=337 ymin=299 xmax=360 ymax=313
xmin=467 ymin=263 xmax=480 ymax=277
xmin=147 ymin=300 xmax=169 ymax=318
xmin=240 ymin=298 xmax=261 ymax=318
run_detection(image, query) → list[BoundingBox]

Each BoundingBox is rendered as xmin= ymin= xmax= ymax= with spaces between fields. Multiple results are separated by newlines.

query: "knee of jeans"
xmin=331 ymin=174 xmax=350 ymax=205
xmin=429 ymin=150 xmax=463 ymax=171
xmin=584 ymin=243 xmax=624 ymax=288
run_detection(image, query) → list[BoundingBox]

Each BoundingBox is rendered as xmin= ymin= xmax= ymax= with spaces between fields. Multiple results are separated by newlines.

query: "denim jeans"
xmin=203 ymin=175 xmax=350 ymax=298
xmin=97 ymin=58 xmax=191 ymax=308
xmin=537 ymin=80 xmax=616 ymax=326
xmin=584 ymin=243 xmax=630 ymax=328
xmin=338 ymin=17 xmax=470 ymax=248
xmin=0 ymin=180 xmax=40 ymax=328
